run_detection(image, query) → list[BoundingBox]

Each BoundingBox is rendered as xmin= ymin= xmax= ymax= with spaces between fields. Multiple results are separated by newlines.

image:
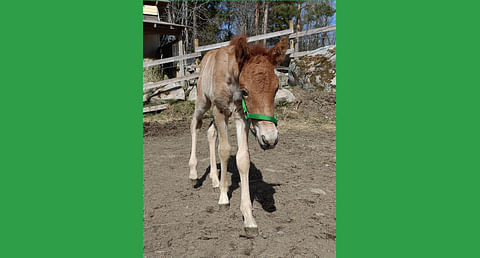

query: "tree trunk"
xmin=183 ymin=0 xmax=189 ymax=52
xmin=295 ymin=1 xmax=301 ymax=51
xmin=307 ymin=18 xmax=311 ymax=50
xmin=243 ymin=1 xmax=247 ymax=34
xmin=193 ymin=1 xmax=197 ymax=44
xmin=254 ymin=1 xmax=259 ymax=36
xmin=263 ymin=0 xmax=269 ymax=45
xmin=321 ymin=13 xmax=328 ymax=46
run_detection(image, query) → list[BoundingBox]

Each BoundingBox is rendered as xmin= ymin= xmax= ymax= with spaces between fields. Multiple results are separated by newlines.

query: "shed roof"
xmin=143 ymin=1 xmax=169 ymax=14
xmin=143 ymin=1 xmax=190 ymax=36
xmin=143 ymin=15 xmax=190 ymax=36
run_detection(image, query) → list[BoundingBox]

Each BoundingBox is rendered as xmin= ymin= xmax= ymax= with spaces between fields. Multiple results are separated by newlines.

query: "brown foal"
xmin=189 ymin=35 xmax=288 ymax=236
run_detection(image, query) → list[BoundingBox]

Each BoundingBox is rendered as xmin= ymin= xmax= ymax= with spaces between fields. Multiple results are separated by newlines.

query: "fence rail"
xmin=143 ymin=104 xmax=169 ymax=113
xmin=143 ymin=52 xmax=201 ymax=68
xmin=289 ymin=25 xmax=336 ymax=39
xmin=143 ymin=73 xmax=199 ymax=92
xmin=194 ymin=28 xmax=294 ymax=53
xmin=290 ymin=44 xmax=336 ymax=58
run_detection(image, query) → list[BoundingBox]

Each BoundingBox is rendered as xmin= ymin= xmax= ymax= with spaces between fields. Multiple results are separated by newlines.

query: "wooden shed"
xmin=143 ymin=1 xmax=188 ymax=59
xmin=143 ymin=0 xmax=191 ymax=80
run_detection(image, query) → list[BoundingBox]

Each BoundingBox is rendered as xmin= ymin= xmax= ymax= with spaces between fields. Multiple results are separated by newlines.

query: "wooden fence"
xmin=143 ymin=22 xmax=336 ymax=113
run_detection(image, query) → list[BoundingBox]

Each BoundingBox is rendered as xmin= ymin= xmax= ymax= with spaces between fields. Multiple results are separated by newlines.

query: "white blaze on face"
xmin=254 ymin=121 xmax=278 ymax=150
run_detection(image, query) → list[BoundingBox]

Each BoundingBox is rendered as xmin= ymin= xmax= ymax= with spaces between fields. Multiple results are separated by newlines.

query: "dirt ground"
xmin=143 ymin=89 xmax=336 ymax=257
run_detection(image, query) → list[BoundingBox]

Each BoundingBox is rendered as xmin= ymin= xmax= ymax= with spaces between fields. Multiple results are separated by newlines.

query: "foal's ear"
xmin=268 ymin=37 xmax=288 ymax=66
xmin=230 ymin=35 xmax=248 ymax=69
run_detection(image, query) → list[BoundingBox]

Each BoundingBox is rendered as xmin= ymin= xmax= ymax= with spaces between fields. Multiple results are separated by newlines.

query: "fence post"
xmin=294 ymin=20 xmax=299 ymax=52
xmin=176 ymin=36 xmax=185 ymax=87
xmin=177 ymin=39 xmax=184 ymax=77
xmin=194 ymin=38 xmax=199 ymax=68
xmin=289 ymin=20 xmax=294 ymax=50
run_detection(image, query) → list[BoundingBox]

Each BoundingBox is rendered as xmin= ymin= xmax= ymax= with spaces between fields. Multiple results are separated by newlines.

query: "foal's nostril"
xmin=261 ymin=135 xmax=269 ymax=146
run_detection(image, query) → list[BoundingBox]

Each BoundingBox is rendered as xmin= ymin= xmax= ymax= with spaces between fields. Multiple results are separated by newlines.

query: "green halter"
xmin=242 ymin=98 xmax=277 ymax=138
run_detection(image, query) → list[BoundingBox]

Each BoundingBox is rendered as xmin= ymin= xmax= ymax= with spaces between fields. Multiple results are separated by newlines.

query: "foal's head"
xmin=233 ymin=36 xmax=288 ymax=150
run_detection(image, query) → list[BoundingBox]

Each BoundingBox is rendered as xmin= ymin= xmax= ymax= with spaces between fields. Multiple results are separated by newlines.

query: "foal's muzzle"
xmin=256 ymin=121 xmax=278 ymax=150
xmin=260 ymin=135 xmax=279 ymax=150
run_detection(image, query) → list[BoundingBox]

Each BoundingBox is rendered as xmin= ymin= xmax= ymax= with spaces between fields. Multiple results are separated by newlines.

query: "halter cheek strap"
xmin=242 ymin=98 xmax=277 ymax=138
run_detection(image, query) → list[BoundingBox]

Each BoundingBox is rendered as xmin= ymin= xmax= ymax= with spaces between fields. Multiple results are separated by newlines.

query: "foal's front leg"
xmin=234 ymin=111 xmax=258 ymax=235
xmin=213 ymin=107 xmax=230 ymax=207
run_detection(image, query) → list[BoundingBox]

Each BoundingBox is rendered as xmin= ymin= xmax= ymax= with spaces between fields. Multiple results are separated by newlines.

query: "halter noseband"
xmin=242 ymin=98 xmax=277 ymax=138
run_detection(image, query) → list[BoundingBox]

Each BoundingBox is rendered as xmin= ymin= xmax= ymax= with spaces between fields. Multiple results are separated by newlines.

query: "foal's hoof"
xmin=244 ymin=227 xmax=259 ymax=237
xmin=211 ymin=181 xmax=220 ymax=189
xmin=218 ymin=203 xmax=230 ymax=211
xmin=189 ymin=179 xmax=198 ymax=186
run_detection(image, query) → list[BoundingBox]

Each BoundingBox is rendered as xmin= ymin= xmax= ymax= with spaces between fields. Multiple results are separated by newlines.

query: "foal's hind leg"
xmin=188 ymin=96 xmax=210 ymax=182
xmin=207 ymin=122 xmax=219 ymax=188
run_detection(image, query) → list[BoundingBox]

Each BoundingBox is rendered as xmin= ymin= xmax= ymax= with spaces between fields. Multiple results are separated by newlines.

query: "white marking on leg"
xmin=215 ymin=108 xmax=230 ymax=205
xmin=235 ymin=115 xmax=257 ymax=229
xmin=207 ymin=123 xmax=219 ymax=188
xmin=188 ymin=117 xmax=199 ymax=180
xmin=189 ymin=102 xmax=208 ymax=180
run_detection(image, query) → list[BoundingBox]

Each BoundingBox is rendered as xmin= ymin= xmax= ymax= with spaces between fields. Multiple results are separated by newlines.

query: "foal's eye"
xmin=241 ymin=89 xmax=249 ymax=97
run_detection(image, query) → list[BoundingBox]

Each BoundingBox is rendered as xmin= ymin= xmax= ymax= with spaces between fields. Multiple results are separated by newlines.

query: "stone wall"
xmin=288 ymin=45 xmax=336 ymax=92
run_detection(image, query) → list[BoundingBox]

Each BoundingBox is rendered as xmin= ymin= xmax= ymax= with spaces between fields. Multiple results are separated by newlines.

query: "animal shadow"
xmin=195 ymin=155 xmax=280 ymax=213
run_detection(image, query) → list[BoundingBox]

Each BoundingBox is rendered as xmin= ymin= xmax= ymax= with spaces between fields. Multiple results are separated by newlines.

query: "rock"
xmin=261 ymin=232 xmax=269 ymax=239
xmin=148 ymin=81 xmax=184 ymax=103
xmin=159 ymin=87 xmax=185 ymax=102
xmin=275 ymin=69 xmax=289 ymax=88
xmin=143 ymin=93 xmax=148 ymax=103
xmin=188 ymin=87 xmax=197 ymax=101
xmin=159 ymin=237 xmax=173 ymax=249
xmin=145 ymin=207 xmax=155 ymax=218
xmin=328 ymin=53 xmax=336 ymax=67
xmin=275 ymin=88 xmax=295 ymax=105
xmin=205 ymin=206 xmax=214 ymax=213
xmin=186 ymin=64 xmax=197 ymax=73
xmin=289 ymin=45 xmax=336 ymax=91
xmin=308 ymin=45 xmax=336 ymax=57
xmin=288 ymin=62 xmax=298 ymax=86
xmin=149 ymin=95 xmax=161 ymax=104
xmin=330 ymin=76 xmax=336 ymax=86
xmin=311 ymin=188 xmax=327 ymax=195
